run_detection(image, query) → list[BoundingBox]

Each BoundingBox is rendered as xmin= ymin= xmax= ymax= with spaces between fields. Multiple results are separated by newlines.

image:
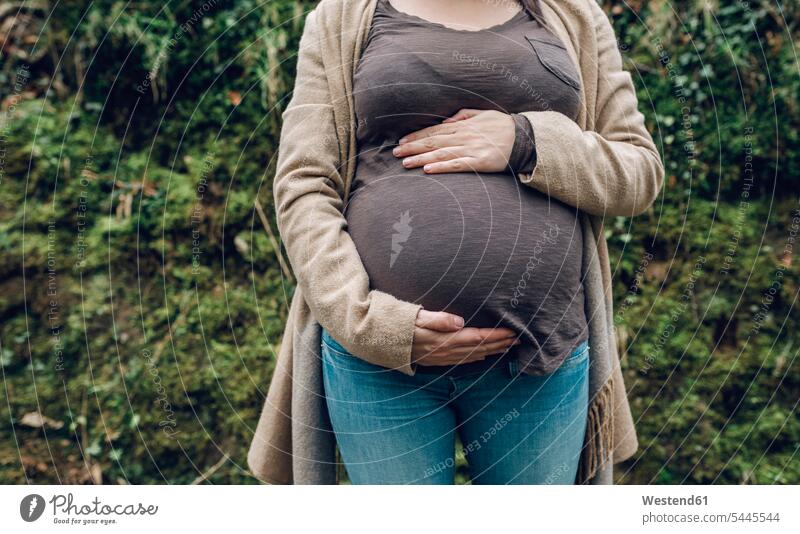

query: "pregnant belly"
xmin=345 ymin=168 xmax=586 ymax=338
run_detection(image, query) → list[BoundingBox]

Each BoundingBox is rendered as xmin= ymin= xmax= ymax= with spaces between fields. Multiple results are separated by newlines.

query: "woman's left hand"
xmin=393 ymin=109 xmax=514 ymax=174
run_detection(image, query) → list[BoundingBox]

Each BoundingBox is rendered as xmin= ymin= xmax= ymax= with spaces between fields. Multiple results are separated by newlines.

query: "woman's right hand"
xmin=412 ymin=309 xmax=519 ymax=366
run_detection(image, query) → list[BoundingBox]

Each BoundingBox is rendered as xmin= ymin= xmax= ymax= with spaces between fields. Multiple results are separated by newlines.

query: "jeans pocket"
xmin=321 ymin=328 xmax=351 ymax=355
xmin=559 ymin=341 xmax=590 ymax=370
xmin=321 ymin=339 xmax=358 ymax=374
xmin=321 ymin=337 xmax=352 ymax=363
xmin=321 ymin=329 xmax=380 ymax=373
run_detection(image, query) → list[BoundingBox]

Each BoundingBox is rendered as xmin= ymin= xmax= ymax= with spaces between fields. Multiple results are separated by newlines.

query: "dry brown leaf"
xmin=19 ymin=412 xmax=64 ymax=430
xmin=234 ymin=235 xmax=250 ymax=255
xmin=227 ymin=90 xmax=242 ymax=106
xmin=90 ymin=462 xmax=103 ymax=484
xmin=644 ymin=260 xmax=670 ymax=282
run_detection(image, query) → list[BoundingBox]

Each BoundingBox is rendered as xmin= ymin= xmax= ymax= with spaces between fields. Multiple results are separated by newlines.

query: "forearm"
xmin=516 ymin=110 xmax=663 ymax=217
xmin=274 ymin=9 xmax=422 ymax=375
xmin=275 ymin=171 xmax=422 ymax=374
xmin=514 ymin=3 xmax=664 ymax=217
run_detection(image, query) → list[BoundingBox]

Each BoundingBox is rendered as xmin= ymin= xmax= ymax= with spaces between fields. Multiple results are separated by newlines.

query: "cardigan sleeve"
xmin=515 ymin=2 xmax=664 ymax=217
xmin=507 ymin=113 xmax=537 ymax=175
xmin=272 ymin=9 xmax=422 ymax=375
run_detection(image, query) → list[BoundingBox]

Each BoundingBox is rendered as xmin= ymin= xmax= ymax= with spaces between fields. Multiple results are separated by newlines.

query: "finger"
xmin=445 ymin=335 xmax=521 ymax=354
xmin=435 ymin=327 xmax=517 ymax=347
xmin=422 ymin=157 xmax=479 ymax=174
xmin=422 ymin=338 xmax=520 ymax=364
xmin=416 ymin=336 xmax=517 ymax=365
xmin=442 ymin=108 xmax=483 ymax=123
xmin=441 ymin=338 xmax=520 ymax=357
xmin=481 ymin=325 xmax=516 ymax=334
xmin=465 ymin=327 xmax=518 ymax=343
xmin=401 ymin=147 xmax=464 ymax=169
xmin=394 ymin=134 xmax=457 ymax=157
xmin=415 ymin=310 xmax=465 ymax=331
xmin=449 ymin=335 xmax=520 ymax=350
xmin=398 ymin=123 xmax=456 ymax=144
xmin=414 ymin=326 xmax=516 ymax=349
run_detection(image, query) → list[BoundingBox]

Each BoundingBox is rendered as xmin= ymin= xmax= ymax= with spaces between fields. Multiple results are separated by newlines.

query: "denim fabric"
xmin=321 ymin=328 xmax=589 ymax=484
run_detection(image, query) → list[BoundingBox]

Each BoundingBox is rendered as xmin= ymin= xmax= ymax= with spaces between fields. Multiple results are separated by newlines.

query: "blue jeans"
xmin=321 ymin=328 xmax=589 ymax=484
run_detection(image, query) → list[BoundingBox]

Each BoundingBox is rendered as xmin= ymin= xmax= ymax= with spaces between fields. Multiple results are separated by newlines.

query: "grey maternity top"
xmin=342 ymin=0 xmax=589 ymax=375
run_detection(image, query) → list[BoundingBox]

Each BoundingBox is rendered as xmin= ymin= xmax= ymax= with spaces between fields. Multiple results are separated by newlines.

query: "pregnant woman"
xmin=248 ymin=0 xmax=664 ymax=485
xmin=323 ymin=0 xmax=592 ymax=484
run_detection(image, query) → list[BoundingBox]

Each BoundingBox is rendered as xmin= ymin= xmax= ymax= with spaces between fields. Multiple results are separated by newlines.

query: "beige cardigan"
xmin=247 ymin=0 xmax=664 ymax=484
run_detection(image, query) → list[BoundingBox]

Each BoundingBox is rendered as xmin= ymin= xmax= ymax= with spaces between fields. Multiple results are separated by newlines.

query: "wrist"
xmin=507 ymin=113 xmax=537 ymax=174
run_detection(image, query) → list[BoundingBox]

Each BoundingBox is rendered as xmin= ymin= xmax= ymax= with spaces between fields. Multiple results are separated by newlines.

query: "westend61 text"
xmin=642 ymin=495 xmax=708 ymax=506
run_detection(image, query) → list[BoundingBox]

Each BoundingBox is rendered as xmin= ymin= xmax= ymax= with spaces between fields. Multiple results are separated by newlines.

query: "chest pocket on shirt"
xmin=525 ymin=34 xmax=581 ymax=91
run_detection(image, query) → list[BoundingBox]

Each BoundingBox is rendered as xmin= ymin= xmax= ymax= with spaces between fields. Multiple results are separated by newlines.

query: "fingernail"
xmin=398 ymin=137 xmax=408 ymax=144
xmin=403 ymin=158 xmax=412 ymax=167
xmin=423 ymin=164 xmax=431 ymax=172
xmin=455 ymin=317 xmax=465 ymax=328
xmin=393 ymin=147 xmax=400 ymax=156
